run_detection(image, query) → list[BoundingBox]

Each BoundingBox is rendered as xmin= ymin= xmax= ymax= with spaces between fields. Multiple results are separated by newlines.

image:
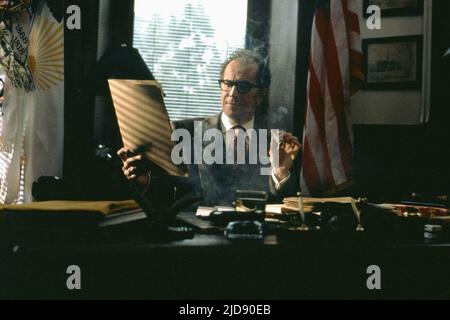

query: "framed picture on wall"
xmin=362 ymin=35 xmax=423 ymax=90
xmin=363 ymin=0 xmax=424 ymax=17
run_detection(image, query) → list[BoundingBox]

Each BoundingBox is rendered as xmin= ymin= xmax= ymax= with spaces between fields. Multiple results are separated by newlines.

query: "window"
xmin=133 ymin=0 xmax=247 ymax=121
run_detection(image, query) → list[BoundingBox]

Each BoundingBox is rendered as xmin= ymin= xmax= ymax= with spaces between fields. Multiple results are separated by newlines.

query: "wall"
xmin=352 ymin=0 xmax=432 ymax=125
xmin=64 ymin=0 xmax=99 ymax=179
xmin=267 ymin=0 xmax=300 ymax=132
xmin=353 ymin=0 xmax=450 ymax=199
xmin=266 ymin=0 xmax=449 ymax=199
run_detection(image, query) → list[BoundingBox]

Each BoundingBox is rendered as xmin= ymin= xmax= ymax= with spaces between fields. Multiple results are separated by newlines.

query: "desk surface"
xmin=1 ymin=214 xmax=450 ymax=299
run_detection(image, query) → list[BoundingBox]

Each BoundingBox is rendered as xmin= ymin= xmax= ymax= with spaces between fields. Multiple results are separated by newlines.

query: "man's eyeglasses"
xmin=218 ymin=80 xmax=259 ymax=94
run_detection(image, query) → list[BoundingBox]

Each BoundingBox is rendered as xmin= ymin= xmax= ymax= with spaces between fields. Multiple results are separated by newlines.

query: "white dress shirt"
xmin=220 ymin=113 xmax=290 ymax=190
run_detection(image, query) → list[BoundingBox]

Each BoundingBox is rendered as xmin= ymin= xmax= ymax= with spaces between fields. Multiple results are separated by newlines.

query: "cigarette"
xmin=279 ymin=139 xmax=296 ymax=161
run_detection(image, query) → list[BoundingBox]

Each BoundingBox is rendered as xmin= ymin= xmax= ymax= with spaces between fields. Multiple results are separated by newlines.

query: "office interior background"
xmin=0 ymin=0 xmax=449 ymax=300
xmin=0 ymin=0 xmax=448 ymax=203
xmin=64 ymin=0 xmax=449 ymax=202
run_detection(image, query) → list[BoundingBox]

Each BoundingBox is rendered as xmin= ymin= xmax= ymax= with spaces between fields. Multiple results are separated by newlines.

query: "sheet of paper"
xmin=108 ymin=79 xmax=188 ymax=177
xmin=196 ymin=206 xmax=214 ymax=218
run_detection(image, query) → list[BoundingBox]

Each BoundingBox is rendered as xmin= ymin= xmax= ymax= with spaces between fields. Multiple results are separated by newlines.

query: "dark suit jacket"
xmin=169 ymin=113 xmax=299 ymax=206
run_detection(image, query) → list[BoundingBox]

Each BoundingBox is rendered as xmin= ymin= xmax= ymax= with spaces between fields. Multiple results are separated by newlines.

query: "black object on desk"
xmin=204 ymin=208 xmax=265 ymax=240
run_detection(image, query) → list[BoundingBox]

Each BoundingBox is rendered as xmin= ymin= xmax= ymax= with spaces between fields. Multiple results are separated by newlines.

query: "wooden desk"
xmin=1 ymin=227 xmax=450 ymax=299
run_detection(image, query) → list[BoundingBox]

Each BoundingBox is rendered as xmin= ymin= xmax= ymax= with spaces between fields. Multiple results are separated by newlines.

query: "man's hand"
xmin=270 ymin=132 xmax=301 ymax=181
xmin=117 ymin=147 xmax=150 ymax=190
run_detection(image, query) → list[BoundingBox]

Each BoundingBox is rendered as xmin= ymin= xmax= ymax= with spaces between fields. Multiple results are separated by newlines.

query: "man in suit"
xmin=118 ymin=49 xmax=300 ymax=206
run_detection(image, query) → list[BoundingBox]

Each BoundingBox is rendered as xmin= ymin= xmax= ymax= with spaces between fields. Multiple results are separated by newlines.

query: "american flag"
xmin=300 ymin=0 xmax=364 ymax=196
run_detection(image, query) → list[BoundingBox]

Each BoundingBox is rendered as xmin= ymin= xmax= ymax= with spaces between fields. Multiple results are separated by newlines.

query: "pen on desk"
xmin=297 ymin=192 xmax=304 ymax=218
xmin=350 ymin=198 xmax=365 ymax=232
xmin=297 ymin=192 xmax=308 ymax=231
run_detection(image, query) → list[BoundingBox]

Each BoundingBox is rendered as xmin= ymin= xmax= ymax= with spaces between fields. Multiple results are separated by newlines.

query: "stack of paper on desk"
xmin=195 ymin=198 xmax=357 ymax=217
xmin=0 ymin=200 xmax=140 ymax=215
xmin=282 ymin=196 xmax=357 ymax=213
xmin=0 ymin=200 xmax=142 ymax=232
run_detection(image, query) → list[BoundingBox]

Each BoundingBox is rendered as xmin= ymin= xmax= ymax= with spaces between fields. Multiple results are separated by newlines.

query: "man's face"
xmin=220 ymin=59 xmax=265 ymax=124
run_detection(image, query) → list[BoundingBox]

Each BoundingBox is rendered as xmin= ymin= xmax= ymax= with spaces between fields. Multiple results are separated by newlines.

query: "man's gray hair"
xmin=219 ymin=49 xmax=271 ymax=89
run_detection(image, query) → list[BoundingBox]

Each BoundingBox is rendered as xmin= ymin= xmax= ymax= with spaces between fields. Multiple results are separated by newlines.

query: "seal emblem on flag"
xmin=0 ymin=0 xmax=63 ymax=92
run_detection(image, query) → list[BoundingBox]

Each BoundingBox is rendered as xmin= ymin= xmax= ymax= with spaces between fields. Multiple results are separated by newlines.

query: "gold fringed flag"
xmin=0 ymin=0 xmax=63 ymax=203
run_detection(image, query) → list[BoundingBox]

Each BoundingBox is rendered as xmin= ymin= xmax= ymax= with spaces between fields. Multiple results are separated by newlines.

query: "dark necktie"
xmin=228 ymin=125 xmax=248 ymax=164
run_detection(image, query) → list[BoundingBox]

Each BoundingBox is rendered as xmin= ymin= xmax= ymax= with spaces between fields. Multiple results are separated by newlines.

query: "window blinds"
xmin=133 ymin=0 xmax=247 ymax=121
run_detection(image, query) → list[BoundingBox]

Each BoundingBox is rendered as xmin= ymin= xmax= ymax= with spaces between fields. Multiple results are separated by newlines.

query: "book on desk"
xmin=0 ymin=200 xmax=148 ymax=244
xmin=0 ymin=197 xmax=199 ymax=245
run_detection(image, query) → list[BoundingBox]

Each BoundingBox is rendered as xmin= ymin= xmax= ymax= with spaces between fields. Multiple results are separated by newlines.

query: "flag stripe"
xmin=325 ymin=12 xmax=353 ymax=179
xmin=301 ymin=137 xmax=323 ymax=195
xmin=310 ymin=4 xmax=341 ymax=186
xmin=308 ymin=66 xmax=335 ymax=186
xmin=309 ymin=35 xmax=344 ymax=186
xmin=324 ymin=80 xmax=348 ymax=185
